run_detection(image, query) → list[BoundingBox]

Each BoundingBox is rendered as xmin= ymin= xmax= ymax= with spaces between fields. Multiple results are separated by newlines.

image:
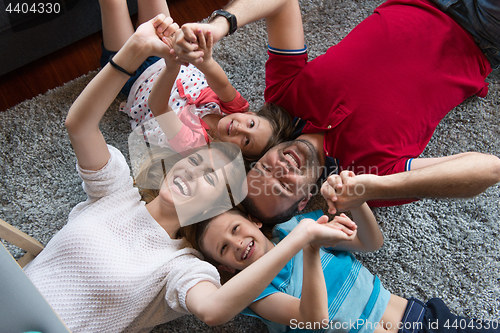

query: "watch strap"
xmin=208 ymin=9 xmax=237 ymax=36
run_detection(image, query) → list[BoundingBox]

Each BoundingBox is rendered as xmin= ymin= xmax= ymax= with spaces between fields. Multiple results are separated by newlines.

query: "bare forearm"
xmin=66 ymin=38 xmax=149 ymax=170
xmin=368 ymin=152 xmax=500 ymax=200
xmin=196 ymin=59 xmax=235 ymax=102
xmin=225 ymin=0 xmax=290 ymax=27
xmin=208 ymin=0 xmax=295 ymax=42
xmin=299 ymin=246 xmax=328 ymax=324
xmin=348 ymin=204 xmax=383 ymax=251
xmin=188 ymin=224 xmax=311 ymax=325
xmin=149 ymin=63 xmax=181 ymax=115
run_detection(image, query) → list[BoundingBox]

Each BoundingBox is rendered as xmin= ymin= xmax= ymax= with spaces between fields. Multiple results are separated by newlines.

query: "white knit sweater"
xmin=24 ymin=145 xmax=220 ymax=333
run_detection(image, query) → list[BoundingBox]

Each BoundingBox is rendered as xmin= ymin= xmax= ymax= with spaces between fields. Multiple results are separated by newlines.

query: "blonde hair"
xmin=134 ymin=143 xmax=247 ymax=227
xmin=133 ymin=146 xmax=179 ymax=204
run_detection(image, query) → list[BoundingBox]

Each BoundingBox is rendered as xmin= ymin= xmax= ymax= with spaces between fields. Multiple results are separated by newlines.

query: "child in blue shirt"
xmin=180 ymin=197 xmax=498 ymax=333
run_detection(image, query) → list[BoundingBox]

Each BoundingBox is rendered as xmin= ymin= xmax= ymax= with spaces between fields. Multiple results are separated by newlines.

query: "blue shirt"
xmin=242 ymin=210 xmax=391 ymax=333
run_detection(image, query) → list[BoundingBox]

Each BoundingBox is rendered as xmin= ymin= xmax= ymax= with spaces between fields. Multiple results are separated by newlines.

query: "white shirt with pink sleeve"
xmin=120 ymin=60 xmax=248 ymax=153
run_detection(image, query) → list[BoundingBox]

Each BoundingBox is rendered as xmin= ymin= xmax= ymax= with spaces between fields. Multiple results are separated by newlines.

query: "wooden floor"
xmin=0 ymin=0 xmax=228 ymax=112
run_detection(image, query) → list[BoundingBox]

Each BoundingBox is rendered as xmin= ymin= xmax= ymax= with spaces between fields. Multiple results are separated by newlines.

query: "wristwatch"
xmin=208 ymin=9 xmax=237 ymax=36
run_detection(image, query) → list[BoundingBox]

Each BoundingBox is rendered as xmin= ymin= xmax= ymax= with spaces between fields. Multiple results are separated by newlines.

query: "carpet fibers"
xmin=1 ymin=0 xmax=499 ymax=331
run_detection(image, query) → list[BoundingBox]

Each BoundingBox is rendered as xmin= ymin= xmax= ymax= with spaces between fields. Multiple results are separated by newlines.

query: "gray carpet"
xmin=1 ymin=0 xmax=499 ymax=331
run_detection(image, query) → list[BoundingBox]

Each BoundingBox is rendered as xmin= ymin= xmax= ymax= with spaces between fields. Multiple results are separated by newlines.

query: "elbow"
xmin=65 ymin=107 xmax=86 ymax=138
xmin=370 ymin=240 xmax=384 ymax=252
xmin=193 ymin=305 xmax=231 ymax=327
xmin=489 ymin=155 xmax=500 ymax=184
xmin=467 ymin=153 xmax=500 ymax=193
xmin=197 ymin=313 xmax=229 ymax=327
xmin=374 ymin=234 xmax=384 ymax=251
xmin=64 ymin=115 xmax=81 ymax=140
xmin=64 ymin=112 xmax=77 ymax=134
xmin=364 ymin=234 xmax=384 ymax=252
xmin=298 ymin=315 xmax=329 ymax=329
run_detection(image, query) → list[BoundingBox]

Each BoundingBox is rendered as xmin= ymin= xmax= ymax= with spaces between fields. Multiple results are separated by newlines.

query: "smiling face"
xmin=200 ymin=210 xmax=274 ymax=271
xmin=216 ymin=113 xmax=273 ymax=159
xmin=245 ymin=140 xmax=320 ymax=222
xmin=160 ymin=148 xmax=232 ymax=224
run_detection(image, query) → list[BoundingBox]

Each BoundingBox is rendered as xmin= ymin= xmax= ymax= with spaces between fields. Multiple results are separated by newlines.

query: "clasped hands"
xmin=321 ymin=170 xmax=376 ymax=214
xmin=133 ymin=14 xmax=218 ymax=65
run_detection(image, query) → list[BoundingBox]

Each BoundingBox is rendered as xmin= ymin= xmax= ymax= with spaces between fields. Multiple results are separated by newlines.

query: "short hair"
xmin=240 ymin=195 xmax=304 ymax=235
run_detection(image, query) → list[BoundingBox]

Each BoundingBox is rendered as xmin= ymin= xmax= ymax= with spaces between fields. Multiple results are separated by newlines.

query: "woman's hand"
xmin=130 ymin=14 xmax=179 ymax=60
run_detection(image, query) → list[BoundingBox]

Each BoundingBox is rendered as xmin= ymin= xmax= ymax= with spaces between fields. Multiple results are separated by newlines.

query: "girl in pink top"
xmin=99 ymin=0 xmax=293 ymax=161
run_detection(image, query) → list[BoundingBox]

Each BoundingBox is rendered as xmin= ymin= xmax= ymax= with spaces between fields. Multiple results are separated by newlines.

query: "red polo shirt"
xmin=264 ymin=0 xmax=491 ymax=206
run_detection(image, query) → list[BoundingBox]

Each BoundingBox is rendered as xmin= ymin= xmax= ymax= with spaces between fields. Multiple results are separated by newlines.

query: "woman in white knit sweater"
xmin=23 ymin=14 xmax=356 ymax=333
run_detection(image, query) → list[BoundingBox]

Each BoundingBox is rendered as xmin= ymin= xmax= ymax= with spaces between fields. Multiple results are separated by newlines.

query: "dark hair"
xmin=240 ymin=195 xmax=304 ymax=233
xmin=245 ymin=103 xmax=294 ymax=164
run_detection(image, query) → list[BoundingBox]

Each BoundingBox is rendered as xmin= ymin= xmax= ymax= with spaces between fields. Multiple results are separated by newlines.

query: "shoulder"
xmin=76 ymin=145 xmax=134 ymax=199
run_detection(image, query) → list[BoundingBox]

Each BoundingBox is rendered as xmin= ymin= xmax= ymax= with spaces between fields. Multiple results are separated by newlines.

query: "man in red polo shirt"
xmin=174 ymin=0 xmax=500 ymax=223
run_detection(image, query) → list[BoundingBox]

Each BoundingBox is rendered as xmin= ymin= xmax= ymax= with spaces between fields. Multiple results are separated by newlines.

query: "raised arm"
xmin=184 ymin=216 xmax=354 ymax=326
xmin=65 ymin=15 xmax=177 ymax=170
xmin=147 ymin=35 xmax=185 ymax=140
xmin=190 ymin=30 xmax=237 ymax=102
xmin=247 ymin=215 xmax=351 ymax=327
xmin=247 ymin=244 xmax=329 ymax=327
xmin=174 ymin=0 xmax=304 ymax=64
xmin=322 ymin=152 xmax=500 ymax=213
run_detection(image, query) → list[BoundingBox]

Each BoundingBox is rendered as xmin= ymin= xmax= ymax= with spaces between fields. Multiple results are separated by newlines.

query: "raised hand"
xmin=132 ymin=14 xmax=179 ymax=59
xmin=196 ymin=29 xmax=214 ymax=63
xmin=321 ymin=170 xmax=376 ymax=213
xmin=299 ymin=215 xmax=357 ymax=250
xmin=173 ymin=22 xmax=224 ymax=65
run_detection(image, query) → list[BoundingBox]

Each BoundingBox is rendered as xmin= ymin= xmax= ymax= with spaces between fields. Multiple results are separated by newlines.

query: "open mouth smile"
xmin=241 ymin=240 xmax=254 ymax=260
xmin=284 ymin=150 xmax=300 ymax=169
xmin=226 ymin=120 xmax=234 ymax=136
xmin=173 ymin=176 xmax=191 ymax=196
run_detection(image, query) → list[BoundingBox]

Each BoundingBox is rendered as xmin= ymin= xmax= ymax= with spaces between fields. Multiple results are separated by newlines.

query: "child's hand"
xmin=300 ymin=215 xmax=357 ymax=250
xmin=195 ymin=29 xmax=214 ymax=63
xmin=160 ymin=34 xmax=179 ymax=68
xmin=173 ymin=22 xmax=226 ymax=65
xmin=173 ymin=23 xmax=206 ymax=65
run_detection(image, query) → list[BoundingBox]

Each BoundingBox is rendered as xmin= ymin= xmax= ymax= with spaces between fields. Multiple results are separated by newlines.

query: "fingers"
xmin=181 ymin=24 xmax=199 ymax=43
xmin=153 ymin=14 xmax=174 ymax=34
xmin=324 ymin=199 xmax=337 ymax=215
xmin=164 ymin=22 xmax=179 ymax=38
xmin=206 ymin=30 xmax=214 ymax=50
xmin=196 ymin=29 xmax=207 ymax=50
xmin=339 ymin=170 xmax=355 ymax=183
xmin=321 ymin=176 xmax=342 ymax=214
xmin=332 ymin=213 xmax=357 ymax=231
xmin=316 ymin=215 xmax=329 ymax=225
xmin=174 ymin=29 xmax=201 ymax=52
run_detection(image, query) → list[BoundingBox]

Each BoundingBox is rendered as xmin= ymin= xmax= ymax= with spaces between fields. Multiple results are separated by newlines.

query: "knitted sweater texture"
xmin=24 ymin=146 xmax=220 ymax=333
